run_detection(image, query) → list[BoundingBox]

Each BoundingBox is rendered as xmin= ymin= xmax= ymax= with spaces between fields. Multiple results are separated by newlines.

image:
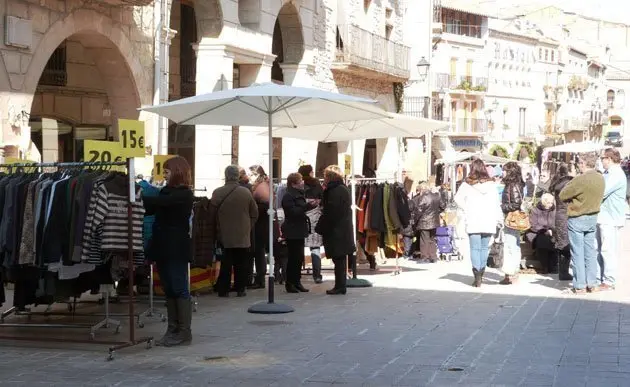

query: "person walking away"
xmin=454 ymin=159 xmax=503 ymax=287
xmin=298 ymin=164 xmax=324 ymax=284
xmin=596 ymin=148 xmax=626 ymax=291
xmin=412 ymin=182 xmax=442 ymax=263
xmin=548 ymin=164 xmax=573 ymax=280
xmin=211 ymin=165 xmax=259 ymax=297
xmin=281 ymin=173 xmax=316 ymax=293
xmin=143 ymin=156 xmax=194 ymax=347
xmin=249 ymin=165 xmax=270 ymax=289
xmin=559 ymin=152 xmax=605 ymax=294
xmin=316 ymin=165 xmax=355 ymax=295
xmin=500 ymin=162 xmax=525 ymax=285
xmin=401 ymin=193 xmax=417 ymax=259
xmin=527 ymin=193 xmax=556 ymax=273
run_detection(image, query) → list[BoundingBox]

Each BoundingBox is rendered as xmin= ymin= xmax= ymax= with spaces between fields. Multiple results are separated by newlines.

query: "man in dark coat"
xmin=316 ymin=165 xmax=355 ymax=295
xmin=548 ymin=165 xmax=573 ymax=281
xmin=412 ymin=183 xmax=442 ymax=262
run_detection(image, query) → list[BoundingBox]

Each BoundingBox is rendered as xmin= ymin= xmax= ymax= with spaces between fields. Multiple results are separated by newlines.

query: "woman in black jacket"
xmin=500 ymin=161 xmax=524 ymax=285
xmin=316 ymin=165 xmax=355 ymax=295
xmin=298 ymin=164 xmax=324 ymax=283
xmin=548 ymin=163 xmax=573 ymax=280
xmin=281 ymin=173 xmax=316 ymax=293
xmin=143 ymin=156 xmax=194 ymax=347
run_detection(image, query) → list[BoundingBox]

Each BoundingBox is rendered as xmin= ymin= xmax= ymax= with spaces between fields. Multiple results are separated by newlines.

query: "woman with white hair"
xmin=527 ymin=193 xmax=557 ymax=273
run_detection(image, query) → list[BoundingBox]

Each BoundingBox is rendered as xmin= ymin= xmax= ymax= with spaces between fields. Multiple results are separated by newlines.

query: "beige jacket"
xmin=210 ymin=182 xmax=259 ymax=249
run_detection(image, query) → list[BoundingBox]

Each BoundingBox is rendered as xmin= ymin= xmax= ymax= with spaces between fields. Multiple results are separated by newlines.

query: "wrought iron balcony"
xmin=333 ymin=24 xmax=410 ymax=81
xmin=434 ymin=74 xmax=487 ymax=92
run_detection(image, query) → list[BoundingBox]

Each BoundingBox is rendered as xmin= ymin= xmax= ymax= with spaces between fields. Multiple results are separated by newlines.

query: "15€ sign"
xmin=118 ymin=119 xmax=146 ymax=158
xmin=153 ymin=155 xmax=176 ymax=182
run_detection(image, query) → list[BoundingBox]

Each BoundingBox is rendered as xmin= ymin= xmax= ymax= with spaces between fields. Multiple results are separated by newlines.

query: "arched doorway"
xmin=168 ymin=0 xmax=199 ymax=178
xmin=270 ymin=3 xmax=306 ymax=178
xmin=27 ymin=30 xmax=140 ymax=162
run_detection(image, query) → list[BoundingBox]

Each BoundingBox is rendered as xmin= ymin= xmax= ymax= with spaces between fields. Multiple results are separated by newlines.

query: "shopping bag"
xmin=487 ymin=228 xmax=504 ymax=269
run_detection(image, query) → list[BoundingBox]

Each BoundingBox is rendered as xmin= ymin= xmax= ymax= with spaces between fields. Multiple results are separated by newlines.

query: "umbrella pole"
xmin=347 ymin=140 xmax=372 ymax=288
xmin=248 ymin=99 xmax=294 ymax=314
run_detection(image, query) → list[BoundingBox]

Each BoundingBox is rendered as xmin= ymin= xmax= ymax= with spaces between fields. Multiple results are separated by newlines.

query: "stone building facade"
xmin=0 ymin=0 xmax=410 ymax=190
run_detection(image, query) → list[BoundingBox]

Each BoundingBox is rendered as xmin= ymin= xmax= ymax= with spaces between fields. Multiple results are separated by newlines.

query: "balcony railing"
xmin=434 ymin=73 xmax=487 ymax=92
xmin=334 ymin=24 xmax=410 ymax=79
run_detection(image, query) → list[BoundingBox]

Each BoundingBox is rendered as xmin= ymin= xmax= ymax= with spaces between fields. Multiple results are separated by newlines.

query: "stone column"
xmin=279 ymin=63 xmax=318 ymax=175
xmin=238 ymin=58 xmax=274 ymax=171
xmin=192 ymin=43 xmax=235 ymax=193
xmin=41 ymin=118 xmax=59 ymax=162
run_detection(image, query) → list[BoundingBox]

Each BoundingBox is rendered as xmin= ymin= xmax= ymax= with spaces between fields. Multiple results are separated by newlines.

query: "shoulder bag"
xmin=487 ymin=227 xmax=504 ymax=268
xmin=505 ymin=186 xmax=530 ymax=232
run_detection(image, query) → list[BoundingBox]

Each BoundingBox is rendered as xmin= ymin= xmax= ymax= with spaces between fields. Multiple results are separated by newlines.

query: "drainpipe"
xmin=154 ymin=0 xmax=171 ymax=155
xmin=153 ymin=0 xmax=163 ymax=154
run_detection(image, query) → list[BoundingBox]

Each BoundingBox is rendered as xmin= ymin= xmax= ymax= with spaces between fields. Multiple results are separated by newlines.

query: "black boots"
xmin=558 ymin=249 xmax=573 ymax=281
xmin=156 ymin=298 xmax=178 ymax=346
xmin=163 ymin=298 xmax=192 ymax=347
xmin=327 ymin=258 xmax=347 ymax=295
xmin=472 ymin=268 xmax=484 ymax=287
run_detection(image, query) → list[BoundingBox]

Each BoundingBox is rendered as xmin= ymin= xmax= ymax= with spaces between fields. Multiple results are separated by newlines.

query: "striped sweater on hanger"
xmin=81 ymin=179 xmax=144 ymax=264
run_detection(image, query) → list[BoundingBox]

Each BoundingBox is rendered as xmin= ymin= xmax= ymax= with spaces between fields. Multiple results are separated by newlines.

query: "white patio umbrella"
xmin=268 ymin=112 xmax=448 ymax=142
xmin=140 ymin=82 xmax=388 ymax=314
xmin=264 ymin=114 xmax=448 ymax=284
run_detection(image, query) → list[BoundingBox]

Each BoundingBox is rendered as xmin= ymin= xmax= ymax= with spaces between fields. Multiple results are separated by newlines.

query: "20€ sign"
xmin=118 ymin=119 xmax=146 ymax=158
xmin=84 ymin=140 xmax=124 ymax=169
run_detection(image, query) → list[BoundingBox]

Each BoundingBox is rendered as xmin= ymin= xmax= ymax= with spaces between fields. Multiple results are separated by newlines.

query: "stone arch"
xmin=194 ymin=0 xmax=223 ymax=38
xmin=275 ymin=2 xmax=305 ymax=65
xmin=24 ymin=9 xmax=147 ymax=112
xmin=238 ymin=0 xmax=261 ymax=30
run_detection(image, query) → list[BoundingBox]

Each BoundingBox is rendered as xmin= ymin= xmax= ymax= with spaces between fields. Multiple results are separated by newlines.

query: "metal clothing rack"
xmin=352 ymin=178 xmax=404 ymax=276
xmin=0 ymin=160 xmax=153 ymax=360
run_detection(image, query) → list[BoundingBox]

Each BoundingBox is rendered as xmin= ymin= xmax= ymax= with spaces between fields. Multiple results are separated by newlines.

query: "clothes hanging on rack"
xmin=353 ymin=181 xmax=410 ymax=255
xmin=0 ymin=166 xmax=144 ymax=310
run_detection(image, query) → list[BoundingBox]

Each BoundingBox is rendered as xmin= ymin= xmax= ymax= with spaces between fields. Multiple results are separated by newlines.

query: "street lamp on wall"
xmin=102 ymin=102 xmax=112 ymax=118
xmin=416 ymin=57 xmax=430 ymax=81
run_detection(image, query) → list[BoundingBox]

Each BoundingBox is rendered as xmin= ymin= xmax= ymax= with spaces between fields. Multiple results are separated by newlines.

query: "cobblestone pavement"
xmin=1 ymin=225 xmax=630 ymax=386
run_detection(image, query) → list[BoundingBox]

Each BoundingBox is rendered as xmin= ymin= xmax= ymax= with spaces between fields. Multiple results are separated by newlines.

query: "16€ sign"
xmin=118 ymin=119 xmax=146 ymax=158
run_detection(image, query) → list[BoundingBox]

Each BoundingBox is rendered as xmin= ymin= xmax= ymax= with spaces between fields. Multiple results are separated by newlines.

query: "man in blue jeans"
xmin=596 ymin=148 xmax=627 ymax=291
xmin=559 ymin=152 xmax=605 ymax=294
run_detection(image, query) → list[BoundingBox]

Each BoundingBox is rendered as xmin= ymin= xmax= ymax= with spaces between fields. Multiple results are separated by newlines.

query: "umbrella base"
xmin=347 ymin=278 xmax=373 ymax=288
xmin=247 ymin=302 xmax=295 ymax=314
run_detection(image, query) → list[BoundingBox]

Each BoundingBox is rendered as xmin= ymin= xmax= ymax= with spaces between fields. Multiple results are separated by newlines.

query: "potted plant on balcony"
xmin=457 ymin=80 xmax=472 ymax=91
xmin=472 ymin=85 xmax=487 ymax=92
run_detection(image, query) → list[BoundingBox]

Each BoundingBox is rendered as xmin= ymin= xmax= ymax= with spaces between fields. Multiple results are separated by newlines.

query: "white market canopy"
xmin=264 ymin=112 xmax=449 ymax=142
xmin=435 ymin=151 xmax=512 ymax=166
xmin=139 ymin=82 xmax=388 ymax=127
xmin=544 ymin=141 xmax=603 ymax=153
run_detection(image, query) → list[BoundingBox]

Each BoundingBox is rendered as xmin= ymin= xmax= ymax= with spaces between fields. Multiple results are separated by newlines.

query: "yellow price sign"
xmin=84 ymin=140 xmax=125 ymax=171
xmin=118 ymin=119 xmax=146 ymax=158
xmin=153 ymin=155 xmax=176 ymax=182
xmin=3 ymin=157 xmax=38 ymax=173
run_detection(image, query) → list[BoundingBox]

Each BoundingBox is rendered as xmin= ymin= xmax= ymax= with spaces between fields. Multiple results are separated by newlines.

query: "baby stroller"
xmin=436 ymin=225 xmax=461 ymax=261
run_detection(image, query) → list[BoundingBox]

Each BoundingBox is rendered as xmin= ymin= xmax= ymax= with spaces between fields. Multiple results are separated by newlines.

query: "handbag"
xmin=505 ymin=186 xmax=530 ymax=231
xmin=487 ymin=228 xmax=504 ymax=268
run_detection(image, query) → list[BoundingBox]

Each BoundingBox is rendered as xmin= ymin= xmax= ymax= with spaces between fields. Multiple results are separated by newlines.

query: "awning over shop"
xmin=543 ymin=141 xmax=603 ymax=153
xmin=435 ymin=151 xmax=512 ymax=166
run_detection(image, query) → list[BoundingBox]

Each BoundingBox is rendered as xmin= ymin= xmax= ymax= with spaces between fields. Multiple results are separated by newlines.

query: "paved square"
xmin=1 ymin=224 xmax=630 ymax=386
